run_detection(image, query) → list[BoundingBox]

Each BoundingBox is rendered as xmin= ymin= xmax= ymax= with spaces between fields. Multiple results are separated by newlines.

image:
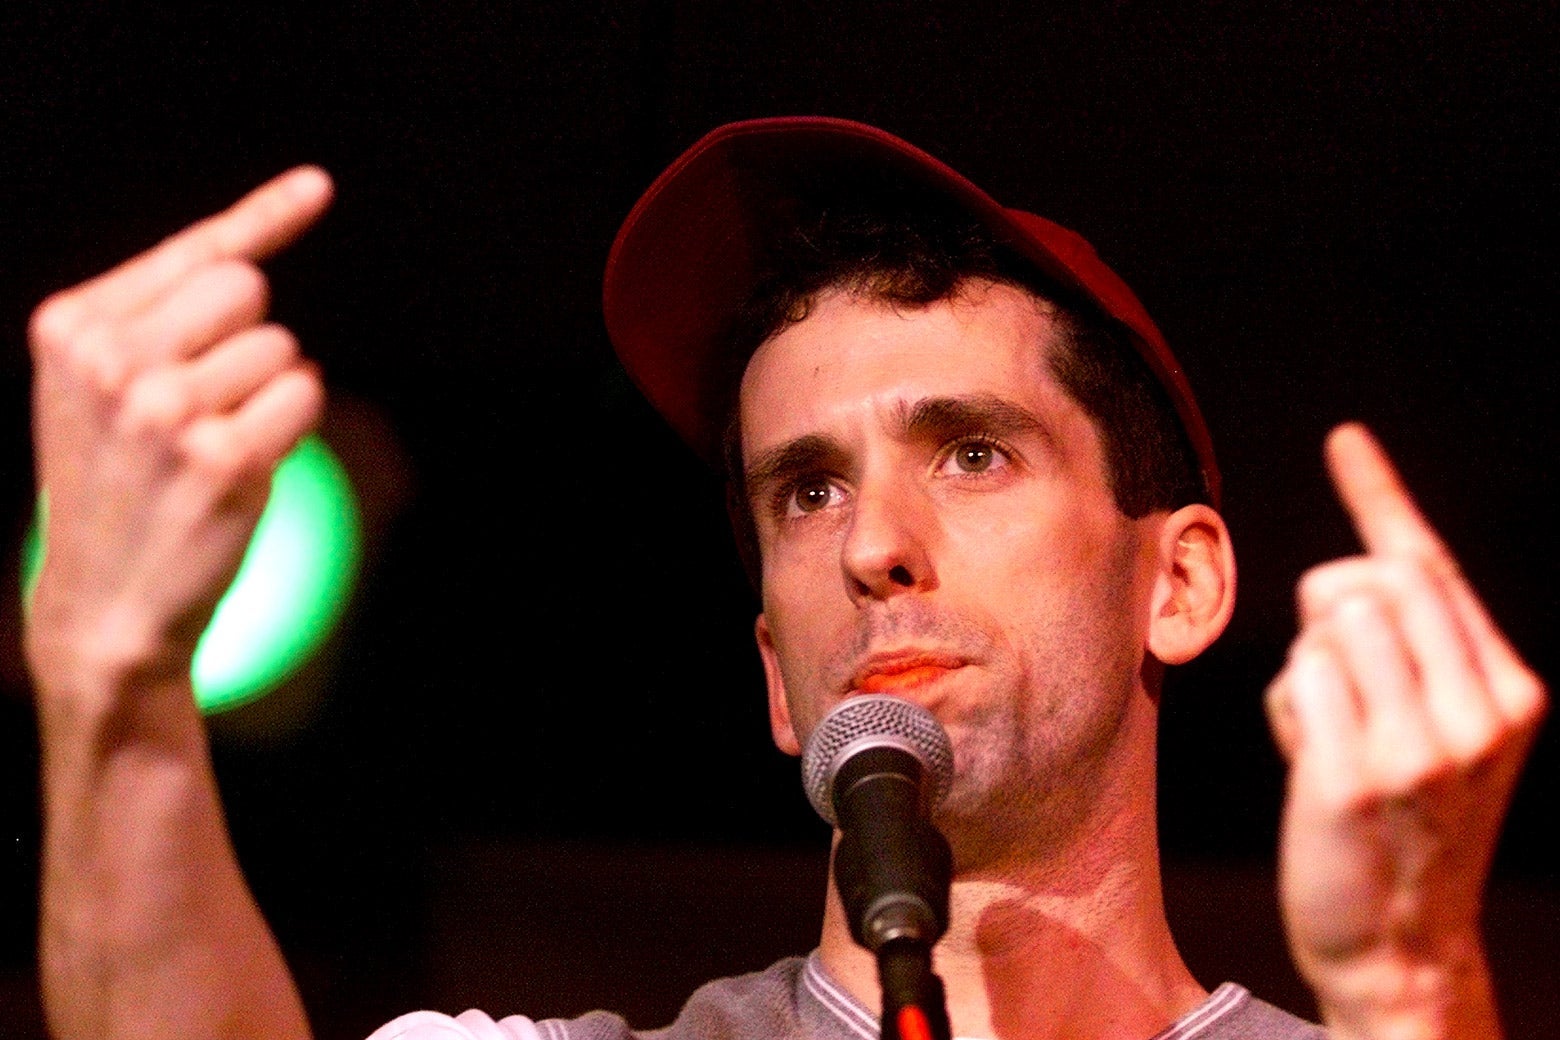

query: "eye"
xmin=938 ymin=437 xmax=1011 ymax=476
xmin=785 ymin=477 xmax=847 ymax=517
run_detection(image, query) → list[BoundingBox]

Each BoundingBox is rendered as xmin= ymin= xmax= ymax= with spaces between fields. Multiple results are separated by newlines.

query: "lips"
xmin=848 ymin=652 xmax=966 ymax=695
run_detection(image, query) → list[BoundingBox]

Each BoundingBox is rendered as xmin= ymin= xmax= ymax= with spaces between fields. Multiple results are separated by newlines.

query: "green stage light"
xmin=21 ymin=434 xmax=362 ymax=714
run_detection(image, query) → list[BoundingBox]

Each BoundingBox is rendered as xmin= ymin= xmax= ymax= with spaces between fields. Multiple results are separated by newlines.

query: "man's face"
xmin=741 ymin=281 xmax=1167 ymax=859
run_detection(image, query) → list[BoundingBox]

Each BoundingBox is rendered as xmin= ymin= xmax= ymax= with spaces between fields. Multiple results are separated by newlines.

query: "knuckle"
xmin=117 ymin=373 xmax=191 ymax=438
xmin=1498 ymin=666 xmax=1549 ymax=721
xmin=214 ymin=258 xmax=270 ymax=310
xmin=182 ymin=423 xmax=257 ymax=484
xmin=1295 ymin=569 xmax=1325 ymax=615
xmin=1263 ymin=677 xmax=1286 ymax=715
xmin=65 ymin=323 xmax=131 ymax=397
xmin=1373 ymin=554 xmax=1419 ymax=591
xmin=1443 ymin=717 xmax=1503 ymax=767
xmin=1330 ymin=589 xmax=1386 ymax=629
xmin=1296 ymin=555 xmax=1446 ymax=621
xmin=29 ymin=291 xmax=85 ymax=352
xmin=255 ymin=322 xmax=301 ymax=362
xmin=1374 ymin=754 xmax=1453 ymax=801
xmin=1282 ymin=632 xmax=1330 ymax=680
xmin=1379 ymin=555 xmax=1448 ymax=605
xmin=1311 ymin=774 xmax=1384 ymax=817
xmin=1296 ymin=557 xmax=1364 ymax=615
xmin=291 ymin=365 xmax=326 ymax=417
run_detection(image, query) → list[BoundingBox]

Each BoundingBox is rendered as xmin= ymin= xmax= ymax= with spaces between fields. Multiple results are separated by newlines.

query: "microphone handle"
xmin=832 ymin=745 xmax=953 ymax=951
xmin=829 ymin=744 xmax=955 ymax=1040
xmin=879 ymin=938 xmax=952 ymax=1040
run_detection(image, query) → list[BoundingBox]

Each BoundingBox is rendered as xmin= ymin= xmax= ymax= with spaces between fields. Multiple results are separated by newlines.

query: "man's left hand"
xmin=1266 ymin=423 xmax=1546 ymax=1040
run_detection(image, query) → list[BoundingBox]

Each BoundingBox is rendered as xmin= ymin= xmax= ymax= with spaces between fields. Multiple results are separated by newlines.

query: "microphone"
xmin=802 ymin=695 xmax=956 ymax=1040
xmin=801 ymin=694 xmax=955 ymax=948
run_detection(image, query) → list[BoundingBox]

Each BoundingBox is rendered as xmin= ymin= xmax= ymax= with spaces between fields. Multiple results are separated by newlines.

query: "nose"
xmin=841 ymin=475 xmax=938 ymax=602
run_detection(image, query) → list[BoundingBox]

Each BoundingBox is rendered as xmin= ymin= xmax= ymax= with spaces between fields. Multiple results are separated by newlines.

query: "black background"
xmin=1 ymin=3 xmax=1555 ymax=1038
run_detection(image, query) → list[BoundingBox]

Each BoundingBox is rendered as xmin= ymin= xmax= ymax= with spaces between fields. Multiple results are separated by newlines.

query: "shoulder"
xmin=363 ymin=959 xmax=810 ymax=1040
xmin=645 ymin=956 xmax=809 ymax=1039
xmin=1169 ymin=983 xmax=1326 ymax=1040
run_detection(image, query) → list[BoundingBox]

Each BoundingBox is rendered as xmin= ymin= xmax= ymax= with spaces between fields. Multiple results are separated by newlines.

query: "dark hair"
xmin=722 ymin=205 xmax=1206 ymax=583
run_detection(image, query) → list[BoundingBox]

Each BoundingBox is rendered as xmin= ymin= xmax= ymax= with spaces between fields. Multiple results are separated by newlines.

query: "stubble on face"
xmin=745 ymin=283 xmax=1163 ymax=872
xmin=933 ymin=526 xmax=1153 ymax=875
xmin=778 ymin=468 xmax=1155 ymax=875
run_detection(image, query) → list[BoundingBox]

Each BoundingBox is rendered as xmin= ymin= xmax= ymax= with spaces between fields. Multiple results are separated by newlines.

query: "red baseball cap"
xmin=603 ymin=116 xmax=1220 ymax=507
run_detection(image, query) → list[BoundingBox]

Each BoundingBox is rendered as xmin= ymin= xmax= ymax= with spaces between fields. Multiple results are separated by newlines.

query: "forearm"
xmin=25 ymin=165 xmax=333 ymax=1040
xmin=35 ymin=653 xmax=310 ymax=1040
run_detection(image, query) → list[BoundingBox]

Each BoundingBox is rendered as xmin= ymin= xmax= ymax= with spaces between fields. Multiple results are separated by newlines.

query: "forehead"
xmin=738 ymin=281 xmax=1071 ymax=455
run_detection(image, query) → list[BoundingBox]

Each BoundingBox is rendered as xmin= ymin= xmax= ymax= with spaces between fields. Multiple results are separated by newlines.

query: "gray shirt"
xmin=368 ymin=952 xmax=1326 ymax=1040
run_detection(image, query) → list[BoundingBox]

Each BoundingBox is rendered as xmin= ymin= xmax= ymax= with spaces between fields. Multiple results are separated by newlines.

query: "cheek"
xmin=1047 ymin=542 xmax=1155 ymax=693
xmin=944 ymin=506 xmax=1148 ymax=656
xmin=759 ymin=508 xmax=857 ymax=619
xmin=760 ymin=562 xmax=847 ymax=724
xmin=938 ymin=501 xmax=1092 ymax=591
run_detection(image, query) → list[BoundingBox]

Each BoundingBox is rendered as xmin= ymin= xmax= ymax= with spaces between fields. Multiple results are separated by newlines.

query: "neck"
xmin=816 ymin=720 xmax=1204 ymax=1039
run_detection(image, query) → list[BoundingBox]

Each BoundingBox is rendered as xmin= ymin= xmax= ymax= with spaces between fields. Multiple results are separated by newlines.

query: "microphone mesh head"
xmin=800 ymin=695 xmax=954 ymax=825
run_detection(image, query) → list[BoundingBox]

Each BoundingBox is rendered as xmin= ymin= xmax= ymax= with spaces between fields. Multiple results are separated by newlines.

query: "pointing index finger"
xmin=1325 ymin=422 xmax=1450 ymax=563
xmin=181 ymin=165 xmax=335 ymax=263
xmin=78 ymin=165 xmax=335 ymax=314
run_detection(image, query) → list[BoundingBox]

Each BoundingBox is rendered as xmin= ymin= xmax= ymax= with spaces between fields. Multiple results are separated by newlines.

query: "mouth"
xmin=848 ymin=652 xmax=966 ymax=695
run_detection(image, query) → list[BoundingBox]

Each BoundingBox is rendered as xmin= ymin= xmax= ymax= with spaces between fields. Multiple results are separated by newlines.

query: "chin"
xmin=933 ymin=755 xmax=1094 ymax=875
xmin=932 ymin=765 xmax=1019 ymax=864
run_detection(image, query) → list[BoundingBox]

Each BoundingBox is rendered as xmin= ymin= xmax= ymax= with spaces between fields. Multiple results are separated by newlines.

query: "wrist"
xmin=1312 ymin=935 xmax=1502 ymax=1040
xmin=28 ymin=603 xmax=202 ymax=746
xmin=29 ymin=586 xmax=192 ymax=683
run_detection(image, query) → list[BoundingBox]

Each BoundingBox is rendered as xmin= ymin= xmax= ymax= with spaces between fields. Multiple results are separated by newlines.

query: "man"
xmin=24 ymin=118 xmax=1544 ymax=1040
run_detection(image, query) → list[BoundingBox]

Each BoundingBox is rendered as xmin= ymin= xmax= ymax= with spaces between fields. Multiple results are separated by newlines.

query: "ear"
xmin=755 ymin=614 xmax=802 ymax=756
xmin=1146 ymin=504 xmax=1237 ymax=665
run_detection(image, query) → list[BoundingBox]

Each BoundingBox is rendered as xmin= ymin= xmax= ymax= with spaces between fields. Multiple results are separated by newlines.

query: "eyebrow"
xmin=898 ymin=394 xmax=1050 ymax=445
xmin=743 ymin=393 xmax=1052 ymax=496
xmin=744 ymin=433 xmax=845 ymax=500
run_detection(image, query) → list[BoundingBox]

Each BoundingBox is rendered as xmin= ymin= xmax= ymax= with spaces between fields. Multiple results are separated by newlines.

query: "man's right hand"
xmin=27 ymin=166 xmax=333 ymax=699
xmin=26 ymin=168 xmax=332 ymax=1040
